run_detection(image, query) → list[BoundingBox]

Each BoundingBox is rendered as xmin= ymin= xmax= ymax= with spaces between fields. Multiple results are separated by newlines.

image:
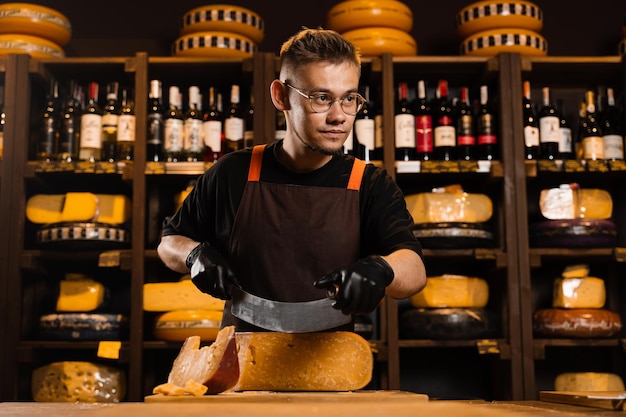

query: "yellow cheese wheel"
xmin=179 ymin=4 xmax=264 ymax=44
xmin=143 ymin=279 xmax=225 ymax=312
xmin=172 ymin=31 xmax=256 ymax=59
xmin=555 ymin=372 xmax=625 ymax=391
xmin=410 ymin=274 xmax=489 ymax=308
xmin=456 ymin=0 xmax=543 ymax=39
xmin=0 ymin=3 xmax=71 ymax=46
xmin=460 ymin=28 xmax=547 ymax=57
xmin=0 ymin=33 xmax=63 ymax=58
xmin=56 ymin=277 xmax=105 ymax=312
xmin=153 ymin=309 xmax=223 ymax=342
xmin=26 ymin=192 xmax=99 ymax=224
xmin=404 ymin=191 xmax=493 ymax=224
xmin=341 ymin=27 xmax=417 ymax=57
xmin=326 ymin=0 xmax=413 ymax=33
xmin=539 ymin=187 xmax=613 ymax=220
xmin=552 ymin=277 xmax=606 ymax=309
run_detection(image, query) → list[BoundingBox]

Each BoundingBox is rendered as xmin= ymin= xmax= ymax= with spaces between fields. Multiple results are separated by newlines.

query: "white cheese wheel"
xmin=555 ymin=372 xmax=625 ymax=391
xmin=456 ymin=0 xmax=543 ymax=39
xmin=460 ymin=28 xmax=547 ymax=57
xmin=0 ymin=33 xmax=63 ymax=58
xmin=0 ymin=3 xmax=71 ymax=46
xmin=172 ymin=31 xmax=256 ymax=58
xmin=410 ymin=274 xmax=489 ymax=308
xmin=153 ymin=309 xmax=223 ymax=342
xmin=179 ymin=4 xmax=264 ymax=44
xmin=326 ymin=0 xmax=413 ymax=33
xmin=552 ymin=277 xmax=606 ymax=309
xmin=341 ymin=27 xmax=417 ymax=57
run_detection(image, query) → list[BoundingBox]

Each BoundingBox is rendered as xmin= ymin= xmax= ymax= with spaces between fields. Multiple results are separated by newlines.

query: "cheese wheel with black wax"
xmin=399 ymin=308 xmax=497 ymax=340
xmin=326 ymin=0 xmax=413 ymax=34
xmin=410 ymin=274 xmax=489 ymax=308
xmin=456 ymin=0 xmax=543 ymax=39
xmin=555 ymin=372 xmax=625 ymax=391
xmin=529 ymin=219 xmax=617 ymax=248
xmin=533 ymin=308 xmax=622 ymax=338
xmin=0 ymin=3 xmax=71 ymax=46
xmin=39 ymin=313 xmax=128 ymax=340
xmin=412 ymin=222 xmax=495 ymax=249
xmin=172 ymin=31 xmax=256 ymax=59
xmin=341 ymin=27 xmax=417 ymax=56
xmin=460 ymin=28 xmax=547 ymax=57
xmin=36 ymin=222 xmax=130 ymax=249
xmin=153 ymin=309 xmax=223 ymax=342
xmin=179 ymin=4 xmax=264 ymax=44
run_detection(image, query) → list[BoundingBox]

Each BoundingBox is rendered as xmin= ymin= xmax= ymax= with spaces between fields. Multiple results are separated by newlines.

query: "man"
xmin=157 ymin=27 xmax=426 ymax=331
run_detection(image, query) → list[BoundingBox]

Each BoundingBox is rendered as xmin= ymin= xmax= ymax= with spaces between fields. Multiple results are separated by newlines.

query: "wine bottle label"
xmin=416 ymin=115 xmax=433 ymax=152
xmin=602 ymin=134 xmax=624 ymax=160
xmin=434 ymin=125 xmax=455 ymax=147
xmin=101 ymin=113 xmax=118 ymax=130
xmin=184 ymin=118 xmax=204 ymax=152
xmin=558 ymin=127 xmax=572 ymax=153
xmin=147 ymin=113 xmax=164 ymax=145
xmin=203 ymin=120 xmax=222 ymax=149
xmin=582 ymin=136 xmax=604 ymax=160
xmin=80 ymin=114 xmax=103 ymax=149
xmin=354 ymin=118 xmax=375 ymax=149
xmin=524 ymin=126 xmax=539 ymax=147
xmin=539 ymin=116 xmax=559 ymax=144
xmin=164 ymin=119 xmax=184 ymax=152
xmin=117 ymin=115 xmax=136 ymax=142
xmin=478 ymin=133 xmax=497 ymax=145
xmin=458 ymin=135 xmax=476 ymax=146
xmin=394 ymin=113 xmax=415 ymax=147
xmin=374 ymin=114 xmax=383 ymax=149
xmin=224 ymin=117 xmax=244 ymax=142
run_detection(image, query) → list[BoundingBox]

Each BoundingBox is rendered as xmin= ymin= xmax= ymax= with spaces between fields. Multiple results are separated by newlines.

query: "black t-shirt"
xmin=162 ymin=140 xmax=423 ymax=261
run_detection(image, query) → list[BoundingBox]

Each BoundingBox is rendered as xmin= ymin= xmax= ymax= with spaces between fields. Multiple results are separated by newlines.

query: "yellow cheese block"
xmin=410 ymin=274 xmax=489 ymax=308
xmin=171 ymin=31 xmax=257 ymax=58
xmin=341 ymin=27 xmax=417 ymax=57
xmin=143 ymin=279 xmax=225 ymax=312
xmin=95 ymin=194 xmax=131 ymax=224
xmin=460 ymin=28 xmax=547 ymax=57
xmin=404 ymin=191 xmax=493 ymax=224
xmin=456 ymin=0 xmax=543 ymax=39
xmin=539 ymin=186 xmax=612 ymax=220
xmin=26 ymin=192 xmax=98 ymax=224
xmin=179 ymin=4 xmax=264 ymax=44
xmin=32 ymin=361 xmax=126 ymax=402
xmin=555 ymin=372 xmax=625 ymax=391
xmin=0 ymin=3 xmax=72 ymax=46
xmin=56 ymin=277 xmax=105 ymax=312
xmin=153 ymin=309 xmax=223 ymax=342
xmin=552 ymin=277 xmax=606 ymax=309
xmin=562 ymin=264 xmax=590 ymax=279
xmin=234 ymin=331 xmax=373 ymax=391
xmin=326 ymin=0 xmax=413 ymax=34
xmin=0 ymin=33 xmax=64 ymax=58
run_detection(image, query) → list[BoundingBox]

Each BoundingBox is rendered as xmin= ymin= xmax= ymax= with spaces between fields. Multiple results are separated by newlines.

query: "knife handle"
xmin=326 ymin=284 xmax=340 ymax=300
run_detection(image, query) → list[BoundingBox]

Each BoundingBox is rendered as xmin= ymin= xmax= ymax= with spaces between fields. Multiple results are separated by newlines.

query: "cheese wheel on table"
xmin=555 ymin=372 xmax=625 ymax=391
xmin=179 ymin=4 xmax=264 ymax=44
xmin=341 ymin=27 xmax=417 ymax=57
xmin=326 ymin=0 xmax=413 ymax=33
xmin=153 ymin=309 xmax=223 ymax=342
xmin=552 ymin=277 xmax=606 ymax=309
xmin=410 ymin=274 xmax=489 ymax=308
xmin=533 ymin=308 xmax=622 ymax=338
xmin=460 ymin=28 xmax=547 ymax=57
xmin=0 ymin=2 xmax=71 ymax=46
xmin=172 ymin=31 xmax=256 ymax=59
xmin=456 ymin=0 xmax=543 ymax=39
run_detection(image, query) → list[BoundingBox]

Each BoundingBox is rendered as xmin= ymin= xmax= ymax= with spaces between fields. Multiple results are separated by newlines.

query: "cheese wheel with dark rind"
xmin=0 ymin=3 xmax=71 ymax=46
xmin=171 ymin=31 xmax=256 ymax=58
xmin=399 ymin=308 xmax=497 ymax=340
xmin=456 ymin=0 xmax=543 ymax=39
xmin=341 ymin=27 xmax=417 ymax=57
xmin=0 ymin=33 xmax=63 ymax=58
xmin=179 ymin=4 xmax=264 ymax=44
xmin=326 ymin=0 xmax=413 ymax=33
xmin=533 ymin=308 xmax=622 ymax=338
xmin=153 ymin=309 xmax=223 ymax=342
xmin=460 ymin=28 xmax=547 ymax=57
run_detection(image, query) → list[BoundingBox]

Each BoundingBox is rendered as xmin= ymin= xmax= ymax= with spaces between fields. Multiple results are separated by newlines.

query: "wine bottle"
xmin=164 ymin=85 xmax=184 ymax=162
xmin=117 ymin=88 xmax=136 ymax=161
xmin=433 ymin=79 xmax=456 ymax=161
xmin=476 ymin=85 xmax=498 ymax=160
xmin=394 ymin=81 xmax=416 ymax=161
xmin=601 ymin=87 xmax=624 ymax=161
xmin=183 ymin=85 xmax=204 ymax=161
xmin=522 ymin=81 xmax=539 ymax=160
xmin=244 ymin=89 xmax=254 ymax=148
xmin=58 ymin=82 xmax=81 ymax=163
xmin=147 ymin=80 xmax=164 ymax=162
xmin=538 ymin=86 xmax=560 ymax=160
xmin=223 ymin=84 xmax=245 ymax=154
xmin=556 ymin=99 xmax=574 ymax=160
xmin=79 ymin=81 xmax=103 ymax=161
xmin=581 ymin=90 xmax=604 ymax=161
xmin=353 ymin=85 xmax=375 ymax=162
xmin=343 ymin=129 xmax=354 ymax=155
xmin=100 ymin=81 xmax=119 ymax=163
xmin=456 ymin=86 xmax=475 ymax=161
xmin=414 ymin=80 xmax=433 ymax=161
xmin=203 ymin=86 xmax=224 ymax=162
xmin=39 ymin=79 xmax=59 ymax=162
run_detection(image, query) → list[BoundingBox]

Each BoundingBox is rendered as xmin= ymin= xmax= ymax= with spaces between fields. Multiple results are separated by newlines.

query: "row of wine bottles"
xmin=523 ymin=81 xmax=625 ymax=162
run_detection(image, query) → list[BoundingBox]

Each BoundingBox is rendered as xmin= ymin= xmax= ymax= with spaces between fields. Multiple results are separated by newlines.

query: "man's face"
xmin=285 ymin=61 xmax=361 ymax=156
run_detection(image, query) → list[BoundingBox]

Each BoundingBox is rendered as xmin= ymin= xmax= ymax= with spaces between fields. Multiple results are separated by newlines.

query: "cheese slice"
xmin=153 ymin=309 xmax=223 ymax=342
xmin=553 ymin=277 xmax=606 ymax=309
xmin=26 ymin=192 xmax=98 ymax=224
xmin=410 ymin=274 xmax=489 ymax=308
xmin=539 ymin=186 xmax=612 ymax=220
xmin=56 ymin=277 xmax=105 ymax=312
xmin=95 ymin=194 xmax=131 ymax=224
xmin=143 ymin=279 xmax=225 ymax=312
xmin=234 ymin=331 xmax=373 ymax=391
xmin=405 ymin=191 xmax=493 ymax=224
xmin=555 ymin=372 xmax=625 ymax=391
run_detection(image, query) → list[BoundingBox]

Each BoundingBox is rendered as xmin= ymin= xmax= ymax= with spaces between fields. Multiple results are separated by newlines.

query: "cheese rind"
xmin=555 ymin=372 xmax=625 ymax=391
xmin=404 ymin=191 xmax=493 ymax=224
xmin=410 ymin=274 xmax=489 ymax=308
xmin=143 ymin=279 xmax=225 ymax=311
xmin=552 ymin=277 xmax=606 ymax=309
xmin=56 ymin=277 xmax=105 ymax=312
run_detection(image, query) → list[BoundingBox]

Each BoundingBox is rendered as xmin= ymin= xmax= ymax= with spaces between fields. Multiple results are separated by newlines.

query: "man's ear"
xmin=270 ymin=79 xmax=289 ymax=111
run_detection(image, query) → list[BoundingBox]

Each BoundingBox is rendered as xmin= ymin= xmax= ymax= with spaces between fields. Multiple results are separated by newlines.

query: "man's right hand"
xmin=186 ymin=242 xmax=240 ymax=300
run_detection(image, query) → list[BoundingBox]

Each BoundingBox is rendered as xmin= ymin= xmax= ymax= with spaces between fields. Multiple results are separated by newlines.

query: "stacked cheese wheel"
xmin=533 ymin=265 xmax=622 ymax=338
xmin=0 ymin=2 xmax=70 ymax=58
xmin=173 ymin=4 xmax=263 ymax=58
xmin=456 ymin=0 xmax=547 ymax=57
xmin=325 ymin=0 xmax=417 ymax=57
xmin=400 ymin=274 xmax=496 ymax=339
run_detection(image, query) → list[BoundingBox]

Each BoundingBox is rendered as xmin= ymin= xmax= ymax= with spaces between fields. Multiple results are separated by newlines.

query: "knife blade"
xmin=230 ymin=286 xmax=351 ymax=333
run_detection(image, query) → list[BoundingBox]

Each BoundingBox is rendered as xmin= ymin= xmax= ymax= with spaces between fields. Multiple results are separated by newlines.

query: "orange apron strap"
xmin=347 ymin=158 xmax=366 ymax=191
xmin=247 ymin=145 xmax=267 ymax=182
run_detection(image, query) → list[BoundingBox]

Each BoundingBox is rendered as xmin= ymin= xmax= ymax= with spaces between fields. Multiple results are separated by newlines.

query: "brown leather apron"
xmin=222 ymin=144 xmax=366 ymax=331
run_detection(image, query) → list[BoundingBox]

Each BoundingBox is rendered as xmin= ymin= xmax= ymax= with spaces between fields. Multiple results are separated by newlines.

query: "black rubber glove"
xmin=314 ymin=255 xmax=394 ymax=315
xmin=186 ymin=242 xmax=240 ymax=300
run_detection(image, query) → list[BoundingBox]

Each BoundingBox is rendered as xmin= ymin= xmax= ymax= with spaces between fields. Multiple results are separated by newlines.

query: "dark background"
xmin=34 ymin=0 xmax=626 ymax=57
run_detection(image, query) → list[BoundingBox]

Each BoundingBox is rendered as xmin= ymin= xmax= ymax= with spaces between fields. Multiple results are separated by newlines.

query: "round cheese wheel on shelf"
xmin=36 ymin=222 xmax=130 ymax=249
xmin=326 ymin=0 xmax=413 ymax=34
xmin=529 ymin=219 xmax=617 ymax=248
xmin=555 ymin=372 xmax=625 ymax=391
xmin=412 ymin=221 xmax=495 ymax=249
xmin=410 ymin=274 xmax=489 ymax=308
xmin=153 ymin=309 xmax=223 ymax=342
xmin=39 ymin=313 xmax=128 ymax=340
xmin=179 ymin=4 xmax=264 ymax=44
xmin=456 ymin=0 xmax=543 ymax=39
xmin=533 ymin=308 xmax=622 ymax=338
xmin=0 ymin=2 xmax=71 ymax=46
xmin=341 ymin=27 xmax=417 ymax=56
xmin=172 ymin=31 xmax=257 ymax=59
xmin=552 ymin=277 xmax=606 ymax=309
xmin=0 ymin=33 xmax=63 ymax=58
xmin=460 ymin=28 xmax=547 ymax=57
xmin=399 ymin=307 xmax=497 ymax=340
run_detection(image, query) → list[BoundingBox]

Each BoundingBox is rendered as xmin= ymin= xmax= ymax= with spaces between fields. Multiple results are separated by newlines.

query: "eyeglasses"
xmin=284 ymin=82 xmax=366 ymax=116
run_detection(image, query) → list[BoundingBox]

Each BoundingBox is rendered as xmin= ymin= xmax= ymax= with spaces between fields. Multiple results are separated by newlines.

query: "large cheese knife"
xmin=230 ymin=286 xmax=351 ymax=333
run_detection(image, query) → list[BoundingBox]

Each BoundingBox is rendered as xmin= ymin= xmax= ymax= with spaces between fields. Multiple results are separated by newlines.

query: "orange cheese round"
xmin=179 ymin=4 xmax=264 ymax=44
xmin=326 ymin=0 xmax=413 ymax=33
xmin=341 ymin=27 xmax=417 ymax=57
xmin=460 ymin=28 xmax=547 ymax=57
xmin=172 ymin=31 xmax=256 ymax=59
xmin=456 ymin=0 xmax=543 ymax=39
xmin=0 ymin=33 xmax=63 ymax=58
xmin=153 ymin=309 xmax=223 ymax=342
xmin=0 ymin=3 xmax=71 ymax=46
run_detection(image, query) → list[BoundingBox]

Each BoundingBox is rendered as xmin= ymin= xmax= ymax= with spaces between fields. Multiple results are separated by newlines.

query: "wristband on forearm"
xmin=185 ymin=242 xmax=207 ymax=269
